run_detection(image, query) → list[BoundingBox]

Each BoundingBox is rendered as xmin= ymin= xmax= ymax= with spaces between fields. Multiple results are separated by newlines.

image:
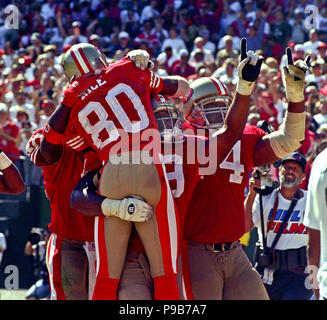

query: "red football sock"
xmin=92 ymin=278 xmax=120 ymax=300
xmin=153 ymin=274 xmax=180 ymax=300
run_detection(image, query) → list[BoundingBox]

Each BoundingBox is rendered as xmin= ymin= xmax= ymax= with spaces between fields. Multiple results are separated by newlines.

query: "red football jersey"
xmin=162 ymin=135 xmax=205 ymax=231
xmin=26 ymin=128 xmax=94 ymax=242
xmin=183 ymin=125 xmax=266 ymax=243
xmin=61 ymin=57 xmax=164 ymax=162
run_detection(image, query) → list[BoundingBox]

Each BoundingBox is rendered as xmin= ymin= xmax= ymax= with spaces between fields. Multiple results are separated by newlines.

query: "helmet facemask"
xmin=152 ymin=98 xmax=184 ymax=143
xmin=187 ymin=95 xmax=231 ymax=129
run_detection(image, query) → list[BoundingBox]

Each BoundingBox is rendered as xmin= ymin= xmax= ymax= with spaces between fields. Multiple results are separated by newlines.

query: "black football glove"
xmin=236 ymin=38 xmax=264 ymax=95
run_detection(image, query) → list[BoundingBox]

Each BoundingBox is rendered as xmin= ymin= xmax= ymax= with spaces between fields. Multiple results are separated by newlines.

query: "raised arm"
xmin=39 ymin=103 xmax=71 ymax=165
xmin=254 ymin=48 xmax=311 ymax=167
xmin=206 ymin=38 xmax=264 ymax=164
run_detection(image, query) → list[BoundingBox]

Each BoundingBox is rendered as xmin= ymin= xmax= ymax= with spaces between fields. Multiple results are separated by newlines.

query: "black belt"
xmin=205 ymin=241 xmax=236 ymax=252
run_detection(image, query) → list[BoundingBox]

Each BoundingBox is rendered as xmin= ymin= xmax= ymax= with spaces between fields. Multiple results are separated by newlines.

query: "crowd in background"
xmin=0 ymin=0 xmax=326 ymax=188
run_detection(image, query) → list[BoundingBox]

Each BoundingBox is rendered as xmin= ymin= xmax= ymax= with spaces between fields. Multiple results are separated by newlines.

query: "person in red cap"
xmin=317 ymin=42 xmax=327 ymax=63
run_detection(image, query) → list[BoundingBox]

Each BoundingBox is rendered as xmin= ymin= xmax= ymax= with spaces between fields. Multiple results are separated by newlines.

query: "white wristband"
xmin=236 ymin=78 xmax=255 ymax=96
xmin=0 ymin=152 xmax=12 ymax=170
xmin=101 ymin=198 xmax=120 ymax=217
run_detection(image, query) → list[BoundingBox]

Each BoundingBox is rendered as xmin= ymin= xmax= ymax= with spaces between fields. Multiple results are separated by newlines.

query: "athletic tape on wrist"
xmin=268 ymin=111 xmax=306 ymax=158
xmin=43 ymin=124 xmax=63 ymax=145
xmin=101 ymin=198 xmax=120 ymax=217
xmin=0 ymin=152 xmax=12 ymax=170
xmin=236 ymin=79 xmax=255 ymax=95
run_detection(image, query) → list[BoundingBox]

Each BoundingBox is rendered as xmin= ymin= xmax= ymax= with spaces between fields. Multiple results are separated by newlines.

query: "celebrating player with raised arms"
xmin=181 ymin=46 xmax=311 ymax=300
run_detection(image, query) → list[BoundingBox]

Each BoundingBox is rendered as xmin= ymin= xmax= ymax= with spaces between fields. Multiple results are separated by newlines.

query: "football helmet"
xmin=151 ymin=94 xmax=183 ymax=143
xmin=182 ymin=77 xmax=232 ymax=129
xmin=61 ymin=43 xmax=108 ymax=82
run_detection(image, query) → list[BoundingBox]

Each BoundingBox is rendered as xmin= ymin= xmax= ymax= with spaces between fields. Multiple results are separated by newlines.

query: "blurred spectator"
xmin=316 ymin=125 xmax=327 ymax=145
xmin=43 ymin=17 xmax=63 ymax=46
xmin=151 ymin=57 xmax=169 ymax=77
xmin=305 ymin=85 xmax=320 ymax=118
xmin=189 ymin=36 xmax=215 ymax=72
xmin=161 ymin=26 xmax=186 ymax=53
xmin=257 ymin=91 xmax=278 ymax=122
xmin=247 ymin=112 xmax=261 ymax=126
xmin=152 ymin=16 xmax=169 ymax=45
xmin=121 ymin=6 xmax=141 ymax=39
xmin=121 ymin=5 xmax=140 ymax=25
xmin=318 ymin=8 xmax=327 ymax=42
xmin=237 ymin=14 xmax=266 ymax=51
xmin=197 ymin=28 xmax=216 ymax=55
xmin=270 ymin=10 xmax=292 ymax=47
xmin=140 ymin=0 xmax=160 ymax=25
xmin=40 ymin=0 xmax=56 ymax=23
xmin=216 ymin=35 xmax=239 ymax=63
xmin=187 ymin=64 xmax=210 ymax=83
xmin=313 ymin=98 xmax=327 ymax=127
xmin=196 ymin=2 xmax=220 ymax=35
xmin=220 ymin=2 xmax=238 ymax=36
xmin=317 ymin=42 xmax=327 ymax=63
xmin=113 ymin=31 xmax=132 ymax=54
xmin=303 ymin=29 xmax=322 ymax=56
xmin=157 ymin=46 xmax=180 ymax=75
xmin=2 ymin=41 xmax=15 ymax=68
xmin=265 ymin=36 xmax=284 ymax=63
xmin=218 ymin=58 xmax=237 ymax=86
xmin=294 ymin=44 xmax=305 ymax=61
xmin=306 ymin=59 xmax=327 ymax=90
xmin=27 ymin=33 xmax=45 ymax=63
xmin=37 ymin=99 xmax=56 ymax=129
xmin=63 ymin=21 xmax=88 ymax=46
xmin=10 ymin=90 xmax=36 ymax=123
xmin=289 ymin=8 xmax=307 ymax=44
xmin=134 ymin=20 xmax=159 ymax=55
xmin=171 ymin=49 xmax=195 ymax=78
xmin=5 ymin=74 xmax=27 ymax=108
xmin=0 ymin=107 xmax=21 ymax=171
xmin=298 ymin=113 xmax=316 ymax=158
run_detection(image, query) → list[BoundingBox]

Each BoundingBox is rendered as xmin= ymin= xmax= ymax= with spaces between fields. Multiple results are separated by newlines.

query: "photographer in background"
xmin=244 ymin=153 xmax=313 ymax=300
xmin=24 ymin=227 xmax=51 ymax=300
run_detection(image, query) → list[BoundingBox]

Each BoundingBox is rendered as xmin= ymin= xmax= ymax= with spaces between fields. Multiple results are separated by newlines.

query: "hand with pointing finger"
xmin=282 ymin=47 xmax=310 ymax=103
xmin=236 ymin=38 xmax=264 ymax=95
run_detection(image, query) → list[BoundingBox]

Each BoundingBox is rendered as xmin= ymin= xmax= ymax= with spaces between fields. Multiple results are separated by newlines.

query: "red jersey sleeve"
xmin=146 ymin=69 xmax=163 ymax=94
xmin=63 ymin=117 xmax=89 ymax=152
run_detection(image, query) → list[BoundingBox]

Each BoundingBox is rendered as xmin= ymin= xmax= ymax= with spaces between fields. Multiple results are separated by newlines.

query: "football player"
xmin=181 ymin=48 xmax=311 ymax=299
xmin=26 ymin=127 xmax=96 ymax=300
xmin=40 ymin=44 xmax=190 ymax=300
xmin=0 ymin=147 xmax=25 ymax=194
xmin=26 ymin=50 xmax=157 ymax=300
